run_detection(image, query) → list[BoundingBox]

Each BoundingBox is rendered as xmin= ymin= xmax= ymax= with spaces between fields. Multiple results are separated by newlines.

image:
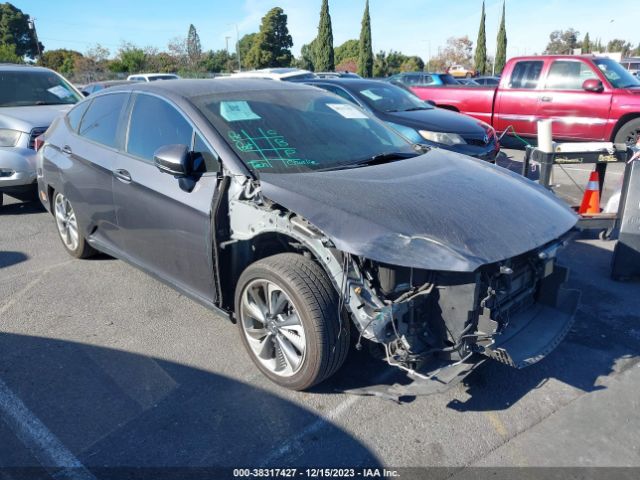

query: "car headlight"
xmin=419 ymin=130 xmax=466 ymax=146
xmin=0 ymin=129 xmax=21 ymax=147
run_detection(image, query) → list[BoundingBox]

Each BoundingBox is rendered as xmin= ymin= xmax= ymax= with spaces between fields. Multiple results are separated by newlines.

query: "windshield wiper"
xmin=402 ymin=107 xmax=432 ymax=111
xmin=317 ymin=152 xmax=417 ymax=171
xmin=34 ymin=101 xmax=68 ymax=105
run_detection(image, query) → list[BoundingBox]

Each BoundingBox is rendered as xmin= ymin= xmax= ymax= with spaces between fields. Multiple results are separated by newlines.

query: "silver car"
xmin=0 ymin=64 xmax=82 ymax=206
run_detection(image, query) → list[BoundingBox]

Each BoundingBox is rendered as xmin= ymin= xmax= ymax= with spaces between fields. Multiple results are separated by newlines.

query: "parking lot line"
xmin=0 ymin=377 xmax=96 ymax=480
xmin=0 ymin=274 xmax=46 ymax=317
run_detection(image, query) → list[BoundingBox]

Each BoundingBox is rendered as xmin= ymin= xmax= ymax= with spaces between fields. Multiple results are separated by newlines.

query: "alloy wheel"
xmin=239 ymin=279 xmax=307 ymax=377
xmin=54 ymin=193 xmax=79 ymax=252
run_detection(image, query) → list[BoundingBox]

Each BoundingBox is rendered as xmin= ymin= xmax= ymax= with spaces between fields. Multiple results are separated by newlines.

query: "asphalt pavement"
xmin=1 ymin=149 xmax=638 ymax=479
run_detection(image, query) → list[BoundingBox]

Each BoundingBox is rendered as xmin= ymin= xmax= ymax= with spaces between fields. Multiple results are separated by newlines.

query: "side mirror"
xmin=582 ymin=79 xmax=604 ymax=93
xmin=81 ymin=91 xmax=90 ymax=97
xmin=425 ymin=100 xmax=436 ymax=106
xmin=153 ymin=144 xmax=190 ymax=176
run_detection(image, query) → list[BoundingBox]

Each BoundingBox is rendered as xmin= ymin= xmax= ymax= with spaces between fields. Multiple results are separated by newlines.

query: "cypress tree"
xmin=314 ymin=0 xmax=334 ymax=71
xmin=357 ymin=0 xmax=373 ymax=77
xmin=582 ymin=32 xmax=591 ymax=54
xmin=187 ymin=24 xmax=202 ymax=66
xmin=495 ymin=1 xmax=507 ymax=75
xmin=474 ymin=1 xmax=486 ymax=75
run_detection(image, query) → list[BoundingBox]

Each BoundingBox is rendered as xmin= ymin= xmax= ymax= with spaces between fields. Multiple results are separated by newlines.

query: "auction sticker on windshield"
xmin=220 ymin=101 xmax=261 ymax=122
xmin=47 ymin=85 xmax=74 ymax=99
xmin=326 ymin=103 xmax=368 ymax=119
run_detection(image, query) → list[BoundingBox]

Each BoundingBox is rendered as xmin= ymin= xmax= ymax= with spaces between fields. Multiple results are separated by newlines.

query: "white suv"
xmin=229 ymin=68 xmax=316 ymax=82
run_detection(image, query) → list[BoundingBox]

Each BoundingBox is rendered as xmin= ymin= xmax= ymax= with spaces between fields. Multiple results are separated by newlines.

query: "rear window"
xmin=545 ymin=61 xmax=597 ymax=90
xmin=78 ymin=93 xmax=128 ymax=148
xmin=0 ymin=70 xmax=82 ymax=107
xmin=509 ymin=61 xmax=543 ymax=89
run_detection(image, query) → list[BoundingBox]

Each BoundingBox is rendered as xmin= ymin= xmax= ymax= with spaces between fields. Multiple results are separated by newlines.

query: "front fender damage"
xmin=224 ymin=175 xmax=580 ymax=401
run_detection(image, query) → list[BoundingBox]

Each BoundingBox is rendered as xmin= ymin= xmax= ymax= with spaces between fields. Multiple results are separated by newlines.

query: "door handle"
xmin=61 ymin=145 xmax=72 ymax=155
xmin=113 ymin=169 xmax=132 ymax=183
xmin=539 ymin=96 xmax=553 ymax=102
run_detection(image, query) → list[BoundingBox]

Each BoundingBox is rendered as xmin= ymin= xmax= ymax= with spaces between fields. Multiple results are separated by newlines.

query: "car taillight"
xmin=34 ymin=135 xmax=45 ymax=152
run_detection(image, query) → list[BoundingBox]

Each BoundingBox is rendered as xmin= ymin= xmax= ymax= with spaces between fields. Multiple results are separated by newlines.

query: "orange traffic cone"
xmin=578 ymin=171 xmax=601 ymax=215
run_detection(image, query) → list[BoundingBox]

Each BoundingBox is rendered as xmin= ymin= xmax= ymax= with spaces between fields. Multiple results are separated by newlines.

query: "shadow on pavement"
xmin=0 ymin=333 xmax=380 ymax=476
xmin=0 ymin=199 xmax=45 ymax=216
xmin=0 ymin=251 xmax=29 ymax=269
xmin=448 ymin=238 xmax=640 ymax=412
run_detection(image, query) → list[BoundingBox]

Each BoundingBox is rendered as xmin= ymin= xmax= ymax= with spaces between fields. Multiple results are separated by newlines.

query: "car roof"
xmin=306 ymin=78 xmax=402 ymax=90
xmin=230 ymin=68 xmax=313 ymax=80
xmin=85 ymin=79 xmax=136 ymax=87
xmin=0 ymin=64 xmax=55 ymax=73
xmin=105 ymin=78 xmax=318 ymax=100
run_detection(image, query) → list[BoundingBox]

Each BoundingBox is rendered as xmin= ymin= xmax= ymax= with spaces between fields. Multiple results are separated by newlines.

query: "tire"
xmin=235 ymin=253 xmax=350 ymax=390
xmin=613 ymin=118 xmax=640 ymax=146
xmin=52 ymin=191 xmax=96 ymax=259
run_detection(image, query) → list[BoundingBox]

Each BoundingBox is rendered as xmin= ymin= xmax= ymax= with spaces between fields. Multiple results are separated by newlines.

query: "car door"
xmin=62 ymin=92 xmax=129 ymax=251
xmin=493 ymin=59 xmax=545 ymax=136
xmin=112 ymin=92 xmax=219 ymax=304
xmin=535 ymin=59 xmax=613 ymax=141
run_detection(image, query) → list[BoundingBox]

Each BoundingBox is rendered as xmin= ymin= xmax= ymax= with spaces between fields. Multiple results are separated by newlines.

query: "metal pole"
xmin=225 ymin=36 xmax=231 ymax=55
xmin=235 ymin=24 xmax=241 ymax=71
xmin=28 ymin=19 xmax=42 ymax=59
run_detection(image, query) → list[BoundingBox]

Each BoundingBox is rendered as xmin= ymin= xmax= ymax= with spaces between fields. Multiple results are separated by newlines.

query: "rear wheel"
xmin=614 ymin=118 xmax=640 ymax=146
xmin=53 ymin=192 xmax=96 ymax=259
xmin=235 ymin=253 xmax=350 ymax=390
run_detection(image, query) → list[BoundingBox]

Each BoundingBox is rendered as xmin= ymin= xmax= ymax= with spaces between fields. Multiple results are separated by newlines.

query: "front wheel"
xmin=53 ymin=192 xmax=96 ymax=259
xmin=235 ymin=253 xmax=350 ymax=390
xmin=614 ymin=118 xmax=640 ymax=146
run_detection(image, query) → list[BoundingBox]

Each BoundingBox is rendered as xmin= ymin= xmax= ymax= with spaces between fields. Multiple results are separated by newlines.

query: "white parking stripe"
xmin=0 ymin=377 xmax=96 ymax=480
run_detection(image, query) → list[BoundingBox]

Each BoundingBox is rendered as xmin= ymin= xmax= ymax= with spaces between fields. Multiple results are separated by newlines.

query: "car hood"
xmin=379 ymin=107 xmax=487 ymax=135
xmin=259 ymin=150 xmax=577 ymax=272
xmin=0 ymin=105 xmax=73 ymax=132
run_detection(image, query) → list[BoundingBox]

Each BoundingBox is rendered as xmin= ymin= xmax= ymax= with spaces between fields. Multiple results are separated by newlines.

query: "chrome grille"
xmin=28 ymin=127 xmax=47 ymax=150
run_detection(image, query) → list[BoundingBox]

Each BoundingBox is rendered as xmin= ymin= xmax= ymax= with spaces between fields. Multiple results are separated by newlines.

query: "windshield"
xmin=594 ymin=58 xmax=640 ymax=88
xmin=0 ymin=70 xmax=82 ymax=107
xmin=148 ymin=75 xmax=179 ymax=81
xmin=354 ymin=84 xmax=433 ymax=113
xmin=194 ymin=88 xmax=415 ymax=174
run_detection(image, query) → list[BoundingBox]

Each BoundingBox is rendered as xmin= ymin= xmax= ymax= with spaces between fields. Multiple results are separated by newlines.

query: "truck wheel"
xmin=235 ymin=253 xmax=350 ymax=391
xmin=53 ymin=191 xmax=96 ymax=259
xmin=614 ymin=118 xmax=640 ymax=146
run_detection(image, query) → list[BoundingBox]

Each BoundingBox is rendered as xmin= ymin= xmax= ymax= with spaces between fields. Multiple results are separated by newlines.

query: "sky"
xmin=15 ymin=0 xmax=640 ymax=61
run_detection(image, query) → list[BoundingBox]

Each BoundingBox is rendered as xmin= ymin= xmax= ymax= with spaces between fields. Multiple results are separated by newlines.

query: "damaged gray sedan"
xmin=37 ymin=80 xmax=579 ymax=396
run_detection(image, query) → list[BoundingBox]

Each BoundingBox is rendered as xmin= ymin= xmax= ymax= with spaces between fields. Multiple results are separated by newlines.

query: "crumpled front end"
xmin=342 ymin=239 xmax=580 ymax=400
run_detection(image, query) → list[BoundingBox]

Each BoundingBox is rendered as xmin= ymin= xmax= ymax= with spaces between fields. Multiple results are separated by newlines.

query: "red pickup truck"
xmin=408 ymin=55 xmax=640 ymax=144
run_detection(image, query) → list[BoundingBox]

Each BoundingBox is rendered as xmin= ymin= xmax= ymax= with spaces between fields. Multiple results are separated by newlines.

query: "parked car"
xmin=229 ymin=68 xmax=316 ymax=82
xmin=127 ymin=73 xmax=181 ymax=82
xmin=315 ymin=71 xmax=361 ymax=79
xmin=409 ymin=55 xmax=640 ymax=144
xmin=474 ymin=76 xmax=501 ymax=86
xmin=81 ymin=80 xmax=137 ymax=96
xmin=447 ymin=65 xmax=476 ymax=78
xmin=457 ymin=78 xmax=481 ymax=86
xmin=37 ymin=79 xmax=578 ymax=395
xmin=305 ymin=78 xmax=499 ymax=161
xmin=0 ymin=64 xmax=82 ymax=206
xmin=387 ymin=72 xmax=459 ymax=87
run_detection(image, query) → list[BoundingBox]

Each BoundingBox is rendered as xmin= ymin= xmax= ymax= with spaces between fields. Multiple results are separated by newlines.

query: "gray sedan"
xmin=37 ymin=80 xmax=579 ymax=397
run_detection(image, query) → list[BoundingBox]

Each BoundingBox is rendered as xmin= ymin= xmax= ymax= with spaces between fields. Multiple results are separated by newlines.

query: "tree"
xmin=581 ymin=32 xmax=591 ymax=54
xmin=109 ymin=42 xmax=146 ymax=73
xmin=357 ymin=0 xmax=373 ymax=77
xmin=295 ymin=40 xmax=316 ymax=70
xmin=545 ymin=28 xmax=579 ymax=54
xmin=245 ymin=7 xmax=293 ymax=69
xmin=373 ymin=50 xmax=388 ymax=77
xmin=431 ymin=36 xmax=473 ymax=70
xmin=200 ymin=49 xmax=235 ymax=73
xmin=314 ymin=0 xmax=334 ymax=71
xmin=386 ymin=50 xmax=409 ymax=74
xmin=38 ymin=49 xmax=83 ymax=74
xmin=0 ymin=3 xmax=42 ymax=58
xmin=474 ymin=1 xmax=487 ymax=75
xmin=495 ymin=1 xmax=507 ymax=74
xmin=238 ymin=33 xmax=257 ymax=69
xmin=73 ymin=44 xmax=110 ymax=82
xmin=606 ymin=39 xmax=632 ymax=57
xmin=187 ymin=24 xmax=202 ymax=67
xmin=400 ymin=56 xmax=424 ymax=72
xmin=336 ymin=58 xmax=358 ymax=73
xmin=335 ymin=39 xmax=359 ymax=65
xmin=0 ymin=42 xmax=20 ymax=63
